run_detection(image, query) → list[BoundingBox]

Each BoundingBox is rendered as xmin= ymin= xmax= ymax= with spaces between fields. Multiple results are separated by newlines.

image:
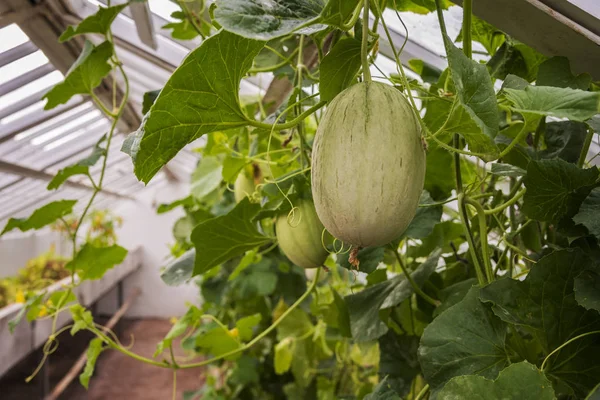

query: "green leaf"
xmin=437 ymin=362 xmax=556 ymax=400
xmin=480 ymin=249 xmax=600 ymax=396
xmin=191 ymin=198 xmax=270 ymax=276
xmin=586 ymin=383 xmax=600 ymax=400
xmin=319 ymin=38 xmax=361 ymax=102
xmin=161 ymin=249 xmax=195 ymax=286
xmin=235 ymin=313 xmax=261 ymax=341
xmin=70 ymin=304 xmax=94 ymax=335
xmin=488 ymin=40 xmax=546 ymax=82
xmin=574 ymin=269 xmax=600 ymax=312
xmin=125 ymin=30 xmax=264 ymax=183
xmin=320 ymin=0 xmax=361 ymax=27
xmin=80 ymin=338 xmax=104 ymax=389
xmin=418 ymin=287 xmax=509 ymax=392
xmin=66 ymin=244 xmax=128 ymax=280
xmin=213 ymin=0 xmax=326 ymax=41
xmin=191 ymin=157 xmax=223 ymax=200
xmin=537 ymin=56 xmax=591 ymax=90
xmin=222 ymin=154 xmax=247 ymax=183
xmin=540 ymin=121 xmax=589 ymax=163
xmin=142 ymin=89 xmax=161 ymax=115
xmin=490 ymin=163 xmax=526 ymax=177
xmin=505 ymin=86 xmax=600 ymax=122
xmin=195 ymin=325 xmax=241 ymax=359
xmin=60 ymin=4 xmax=127 ymax=42
xmin=47 ymin=136 xmax=106 ymax=190
xmin=43 ymin=41 xmax=113 ymax=110
xmin=1 ymin=199 xmax=77 ymax=235
xmin=378 ymin=332 xmax=420 ymax=397
xmin=228 ymin=249 xmax=259 ymax=281
xmin=434 ymin=278 xmax=477 ymax=317
xmin=523 ymin=159 xmax=599 ymax=223
xmin=229 ymin=356 xmax=260 ymax=385
xmin=275 ymin=337 xmax=295 ymax=374
xmin=573 ymin=188 xmax=600 ymax=241
xmin=455 ymin=15 xmax=504 ymax=55
xmin=408 ymin=221 xmax=464 ymax=258
xmin=402 ymin=190 xmax=442 ymax=239
xmin=364 ymin=376 xmax=401 ymax=400
xmin=9 ymin=293 xmax=43 ymax=333
xmin=424 ymin=147 xmax=455 ymax=200
xmin=390 ymin=0 xmax=451 ymax=14
xmin=337 ymin=246 xmax=384 ymax=274
xmin=47 ymin=165 xmax=89 ymax=190
xmin=345 ymin=250 xmax=441 ymax=342
xmin=442 ymin=34 xmax=500 ymax=161
xmin=162 ymin=11 xmax=205 ymax=41
xmin=157 ymin=196 xmax=195 ymax=214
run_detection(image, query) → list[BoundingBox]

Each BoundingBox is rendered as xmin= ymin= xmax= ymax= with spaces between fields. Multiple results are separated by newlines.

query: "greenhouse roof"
xmin=0 ymin=0 xmax=598 ymax=228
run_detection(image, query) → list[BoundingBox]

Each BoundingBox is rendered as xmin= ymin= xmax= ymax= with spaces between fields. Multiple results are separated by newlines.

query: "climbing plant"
xmin=3 ymin=0 xmax=600 ymax=399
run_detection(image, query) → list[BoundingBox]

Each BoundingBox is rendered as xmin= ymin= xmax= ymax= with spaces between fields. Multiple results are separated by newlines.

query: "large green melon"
xmin=311 ymin=82 xmax=426 ymax=247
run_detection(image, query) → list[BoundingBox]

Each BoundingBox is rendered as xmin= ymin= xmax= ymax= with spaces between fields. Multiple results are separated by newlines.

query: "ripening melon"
xmin=311 ymin=82 xmax=425 ymax=247
xmin=234 ymin=170 xmax=256 ymax=203
xmin=276 ymin=199 xmax=329 ymax=269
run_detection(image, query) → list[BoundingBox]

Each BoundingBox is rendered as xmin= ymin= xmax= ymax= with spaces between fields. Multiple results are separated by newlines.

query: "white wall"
xmin=96 ymin=180 xmax=202 ymax=318
xmin=0 ymin=180 xmax=202 ymax=319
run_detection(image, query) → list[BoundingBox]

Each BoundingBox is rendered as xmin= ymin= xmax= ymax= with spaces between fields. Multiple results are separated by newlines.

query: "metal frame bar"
xmin=0 ymin=160 xmax=134 ymax=199
xmin=0 ymin=41 xmax=37 ymax=68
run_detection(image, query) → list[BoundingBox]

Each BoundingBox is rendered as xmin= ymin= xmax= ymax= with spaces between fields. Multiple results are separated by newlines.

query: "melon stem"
xmin=361 ymin=0 xmax=372 ymax=83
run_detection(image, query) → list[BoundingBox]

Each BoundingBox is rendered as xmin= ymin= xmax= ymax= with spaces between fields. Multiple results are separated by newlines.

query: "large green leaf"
xmin=536 ymin=56 xmax=591 ymax=90
xmin=345 ymin=250 xmax=440 ymax=342
xmin=423 ymin=147 xmax=454 ymax=200
xmin=337 ymin=246 xmax=384 ymax=274
xmin=523 ymin=159 xmax=599 ymax=223
xmin=437 ymin=362 xmax=556 ymax=400
xmin=47 ymin=135 xmax=106 ymax=190
xmin=60 ymin=4 xmax=127 ymax=42
xmin=539 ymin=121 xmax=588 ymax=163
xmin=504 ymin=86 xmax=600 ymax=122
xmin=378 ymin=332 xmax=420 ymax=397
xmin=455 ymin=15 xmax=504 ymax=55
xmin=124 ymin=30 xmax=264 ymax=183
xmin=161 ymin=249 xmax=196 ymax=286
xmin=402 ymin=191 xmax=442 ymax=239
xmin=480 ymin=249 xmax=600 ymax=396
xmin=66 ymin=244 xmax=128 ymax=280
xmin=43 ymin=41 xmax=113 ymax=110
xmin=191 ymin=157 xmax=223 ymax=200
xmin=191 ymin=198 xmax=270 ymax=276
xmin=213 ymin=0 xmax=326 ymax=41
xmin=364 ymin=376 xmax=401 ymax=400
xmin=320 ymin=0 xmax=361 ymax=27
xmin=574 ymin=269 xmax=600 ymax=313
xmin=319 ymin=38 xmax=362 ymax=102
xmin=442 ymin=34 xmax=500 ymax=161
xmin=418 ymin=287 xmax=509 ymax=392
xmin=1 ymin=200 xmax=77 ymax=235
xmin=573 ymin=188 xmax=600 ymax=241
xmin=390 ymin=0 xmax=451 ymax=14
xmin=488 ymin=40 xmax=546 ymax=82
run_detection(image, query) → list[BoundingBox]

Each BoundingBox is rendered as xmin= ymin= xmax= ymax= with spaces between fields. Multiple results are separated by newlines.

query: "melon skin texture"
xmin=276 ymin=200 xmax=329 ymax=269
xmin=234 ymin=172 xmax=255 ymax=203
xmin=311 ymin=82 xmax=426 ymax=247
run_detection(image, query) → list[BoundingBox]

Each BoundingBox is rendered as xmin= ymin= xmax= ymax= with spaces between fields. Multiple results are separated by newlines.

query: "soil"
xmin=0 ymin=318 xmax=205 ymax=400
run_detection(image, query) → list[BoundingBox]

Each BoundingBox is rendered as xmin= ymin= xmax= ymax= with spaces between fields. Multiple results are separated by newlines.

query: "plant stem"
xmin=414 ymin=384 xmax=430 ymax=400
xmin=93 ymin=267 xmax=322 ymax=370
xmin=248 ymin=101 xmax=326 ymax=131
xmin=390 ymin=246 xmax=440 ymax=307
xmin=464 ymin=197 xmax=494 ymax=282
xmin=361 ymin=0 xmax=372 ymax=83
xmin=458 ymin=195 xmax=487 ymax=285
xmin=578 ymin=127 xmax=594 ymax=168
xmin=484 ymin=188 xmax=526 ymax=215
xmin=541 ymin=330 xmax=600 ymax=371
xmin=462 ymin=0 xmax=473 ymax=59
